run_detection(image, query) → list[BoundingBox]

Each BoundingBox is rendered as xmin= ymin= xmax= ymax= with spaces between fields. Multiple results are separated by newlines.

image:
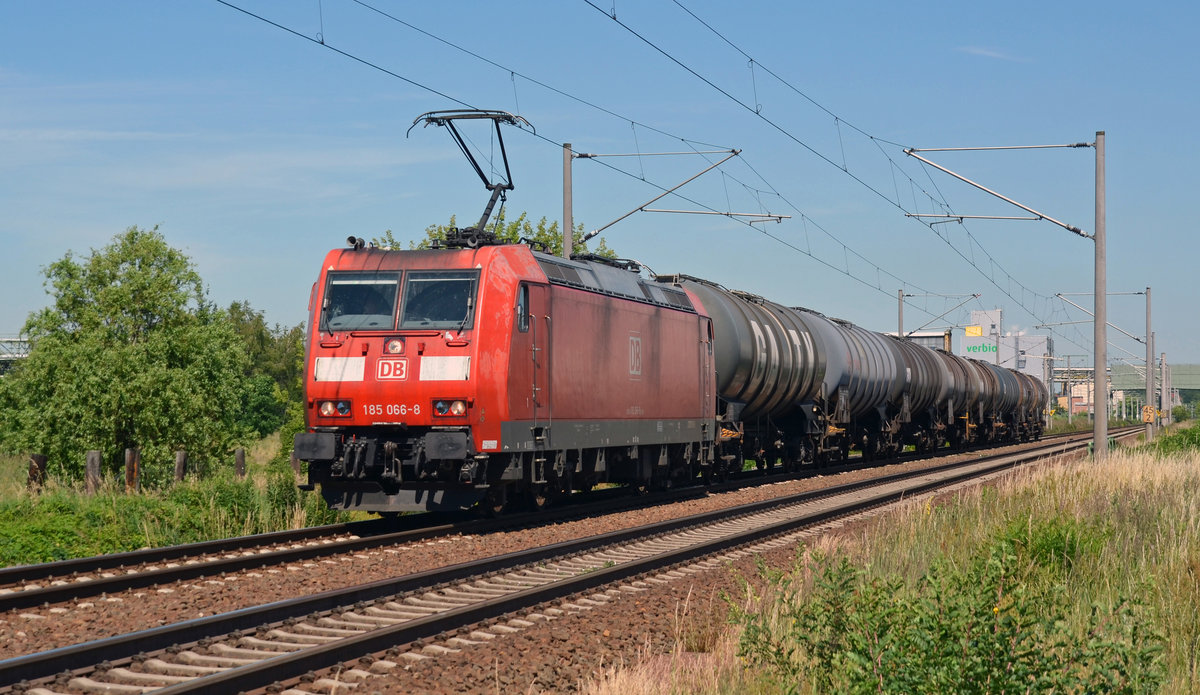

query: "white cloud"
xmin=0 ymin=128 xmax=187 ymax=143
xmin=955 ymin=46 xmax=1030 ymax=63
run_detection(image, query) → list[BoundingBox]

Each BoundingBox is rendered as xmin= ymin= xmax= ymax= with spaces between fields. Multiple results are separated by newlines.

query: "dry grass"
xmin=585 ymin=443 xmax=1200 ymax=694
xmin=586 ymin=586 xmax=767 ymax=695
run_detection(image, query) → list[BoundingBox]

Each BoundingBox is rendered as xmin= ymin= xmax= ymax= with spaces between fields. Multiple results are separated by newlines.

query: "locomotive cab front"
xmin=294 ymin=245 xmax=516 ymax=512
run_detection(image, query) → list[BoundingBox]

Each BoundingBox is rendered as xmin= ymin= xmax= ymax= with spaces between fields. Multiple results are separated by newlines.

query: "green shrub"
xmin=0 ymin=441 xmax=344 ymax=565
xmin=731 ymin=543 xmax=1164 ymax=695
xmin=996 ymin=515 xmax=1108 ymax=577
xmin=1152 ymin=421 xmax=1200 ymax=456
xmin=241 ymin=373 xmax=287 ymax=437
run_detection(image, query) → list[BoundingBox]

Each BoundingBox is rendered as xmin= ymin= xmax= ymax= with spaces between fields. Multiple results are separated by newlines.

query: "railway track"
xmin=0 ymin=427 xmax=1117 ymax=613
xmin=0 ymin=427 xmax=1138 ymax=694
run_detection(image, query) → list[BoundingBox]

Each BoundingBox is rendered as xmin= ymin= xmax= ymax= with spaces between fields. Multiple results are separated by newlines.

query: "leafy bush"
xmin=731 ymin=542 xmax=1164 ymax=695
xmin=241 ymin=373 xmax=287 ymax=438
xmin=996 ymin=515 xmax=1108 ymax=577
xmin=0 ymin=464 xmax=342 ymax=566
xmin=1152 ymin=421 xmax=1200 ymax=456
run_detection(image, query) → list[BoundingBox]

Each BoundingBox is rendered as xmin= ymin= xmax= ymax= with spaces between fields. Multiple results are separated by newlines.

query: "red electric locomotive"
xmin=293 ymin=239 xmax=717 ymax=512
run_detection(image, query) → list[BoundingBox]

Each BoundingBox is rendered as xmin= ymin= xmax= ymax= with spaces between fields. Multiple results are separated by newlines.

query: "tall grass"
xmin=0 ymin=452 xmax=28 ymax=498
xmin=0 ymin=431 xmax=344 ymax=567
xmin=589 ymin=424 xmax=1200 ymax=694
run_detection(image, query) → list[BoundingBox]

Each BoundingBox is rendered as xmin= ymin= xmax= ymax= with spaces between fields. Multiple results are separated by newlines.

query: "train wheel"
xmin=481 ymin=486 xmax=508 ymax=516
xmin=528 ymin=483 xmax=552 ymax=511
xmin=719 ymin=455 xmax=736 ymax=482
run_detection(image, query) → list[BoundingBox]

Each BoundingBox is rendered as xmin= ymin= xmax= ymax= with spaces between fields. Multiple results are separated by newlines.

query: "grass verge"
xmin=589 ymin=424 xmax=1200 ymax=694
xmin=0 ymin=428 xmax=345 ymax=566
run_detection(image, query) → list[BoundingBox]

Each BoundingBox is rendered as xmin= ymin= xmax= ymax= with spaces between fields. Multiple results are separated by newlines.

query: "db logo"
xmin=629 ymin=335 xmax=642 ymax=378
xmin=377 ymin=358 xmax=408 ymax=380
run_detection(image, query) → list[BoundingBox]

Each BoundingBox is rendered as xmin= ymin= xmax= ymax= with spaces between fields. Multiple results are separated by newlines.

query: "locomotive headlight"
xmin=318 ymin=400 xmax=352 ymax=417
xmin=433 ymin=399 xmax=468 ymax=417
xmin=385 ymin=338 xmax=404 ymax=354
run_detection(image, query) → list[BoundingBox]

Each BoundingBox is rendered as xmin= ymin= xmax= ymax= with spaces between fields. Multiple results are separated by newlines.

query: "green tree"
xmin=373 ymin=211 xmax=617 ymax=258
xmin=0 ymin=227 xmax=250 ymax=485
xmin=226 ymin=300 xmax=306 ymax=434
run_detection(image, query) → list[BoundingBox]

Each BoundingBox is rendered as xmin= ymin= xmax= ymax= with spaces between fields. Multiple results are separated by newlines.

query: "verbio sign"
xmin=965 ymin=344 xmax=997 ymax=354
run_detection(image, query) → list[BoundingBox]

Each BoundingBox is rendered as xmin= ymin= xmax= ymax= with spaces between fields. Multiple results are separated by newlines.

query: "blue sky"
xmin=2 ymin=1 xmax=1197 ymax=365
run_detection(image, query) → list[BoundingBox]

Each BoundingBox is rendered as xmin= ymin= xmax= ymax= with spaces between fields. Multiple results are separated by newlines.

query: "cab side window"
xmin=517 ymin=284 xmax=530 ymax=333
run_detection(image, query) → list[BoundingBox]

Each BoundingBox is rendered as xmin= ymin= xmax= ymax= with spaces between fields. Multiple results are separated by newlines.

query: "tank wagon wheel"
xmin=780 ymin=446 xmax=799 ymax=474
xmin=718 ymin=455 xmax=737 ymax=482
xmin=861 ymin=434 xmax=876 ymax=462
xmin=793 ymin=440 xmax=814 ymax=471
xmin=747 ymin=443 xmax=767 ymax=474
xmin=768 ymin=444 xmax=788 ymax=472
xmin=700 ymin=459 xmax=722 ymax=485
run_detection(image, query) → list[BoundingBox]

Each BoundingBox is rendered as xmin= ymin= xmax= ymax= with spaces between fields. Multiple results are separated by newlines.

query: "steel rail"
xmin=0 ymin=518 xmax=465 ymax=613
xmin=0 ymin=518 xmax=401 ymax=586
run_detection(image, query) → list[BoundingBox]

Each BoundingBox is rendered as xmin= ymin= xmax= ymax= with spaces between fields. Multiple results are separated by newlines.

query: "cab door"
xmin=508 ymin=283 xmax=551 ymax=432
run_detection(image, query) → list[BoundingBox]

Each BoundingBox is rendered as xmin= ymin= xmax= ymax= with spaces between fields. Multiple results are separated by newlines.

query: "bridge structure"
xmin=1110 ymin=363 xmax=1200 ymax=391
xmin=0 ymin=337 xmax=30 ymax=375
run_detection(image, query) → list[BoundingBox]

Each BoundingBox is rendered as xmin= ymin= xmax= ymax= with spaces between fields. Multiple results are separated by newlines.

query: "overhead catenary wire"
xmin=621 ymin=0 xmax=1098 ymax=357
xmin=339 ymin=0 xmax=941 ymax=311
xmin=222 ymin=0 xmax=1102 ymax=356
xmin=215 ymin=0 xmax=952 ymax=320
xmin=214 ymin=0 xmax=472 ymax=109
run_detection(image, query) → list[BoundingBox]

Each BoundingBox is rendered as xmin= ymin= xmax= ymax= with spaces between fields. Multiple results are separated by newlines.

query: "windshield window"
xmin=321 ymin=271 xmax=400 ymax=331
xmin=399 ymin=270 xmax=478 ymax=330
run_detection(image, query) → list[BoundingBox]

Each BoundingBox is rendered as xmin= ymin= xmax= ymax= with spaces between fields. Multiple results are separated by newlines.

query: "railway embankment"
xmin=588 ymin=422 xmax=1200 ymax=695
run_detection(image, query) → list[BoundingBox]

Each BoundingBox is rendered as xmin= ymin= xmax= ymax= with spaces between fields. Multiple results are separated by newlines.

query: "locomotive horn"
xmin=347 ymin=236 xmax=365 ymax=250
